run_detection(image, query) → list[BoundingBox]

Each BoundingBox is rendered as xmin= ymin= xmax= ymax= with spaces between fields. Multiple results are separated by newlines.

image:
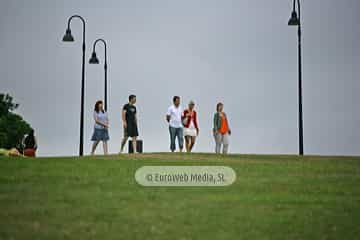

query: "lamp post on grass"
xmin=89 ymin=38 xmax=109 ymax=111
xmin=62 ymin=15 xmax=86 ymax=157
xmin=288 ymin=0 xmax=304 ymax=155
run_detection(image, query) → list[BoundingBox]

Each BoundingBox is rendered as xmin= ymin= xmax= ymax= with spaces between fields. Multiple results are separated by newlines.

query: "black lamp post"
xmin=62 ymin=15 xmax=86 ymax=157
xmin=89 ymin=39 xmax=108 ymax=111
xmin=288 ymin=0 xmax=304 ymax=155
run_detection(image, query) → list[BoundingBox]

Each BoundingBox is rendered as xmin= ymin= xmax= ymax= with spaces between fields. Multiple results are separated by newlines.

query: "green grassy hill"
xmin=1 ymin=153 xmax=360 ymax=240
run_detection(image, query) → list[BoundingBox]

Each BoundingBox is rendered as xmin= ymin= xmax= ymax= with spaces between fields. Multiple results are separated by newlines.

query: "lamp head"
xmin=89 ymin=52 xmax=99 ymax=64
xmin=288 ymin=11 xmax=300 ymax=26
xmin=62 ymin=28 xmax=74 ymax=42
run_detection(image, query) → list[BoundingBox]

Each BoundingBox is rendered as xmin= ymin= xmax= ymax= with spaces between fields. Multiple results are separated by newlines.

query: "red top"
xmin=219 ymin=113 xmax=229 ymax=135
xmin=182 ymin=109 xmax=199 ymax=130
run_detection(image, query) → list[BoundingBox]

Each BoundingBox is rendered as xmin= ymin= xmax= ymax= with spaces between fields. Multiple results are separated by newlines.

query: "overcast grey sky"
xmin=1 ymin=0 xmax=359 ymax=156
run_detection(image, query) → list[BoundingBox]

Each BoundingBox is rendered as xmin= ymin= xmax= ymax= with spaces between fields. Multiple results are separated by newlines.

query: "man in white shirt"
xmin=166 ymin=96 xmax=184 ymax=152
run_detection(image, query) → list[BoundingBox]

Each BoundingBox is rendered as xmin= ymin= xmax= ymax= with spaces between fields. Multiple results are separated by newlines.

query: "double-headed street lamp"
xmin=89 ymin=39 xmax=109 ymax=111
xmin=62 ymin=15 xmax=86 ymax=157
xmin=288 ymin=0 xmax=304 ymax=155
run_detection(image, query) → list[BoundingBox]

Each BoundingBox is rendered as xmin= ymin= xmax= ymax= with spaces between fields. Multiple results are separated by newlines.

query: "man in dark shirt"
xmin=120 ymin=95 xmax=139 ymax=153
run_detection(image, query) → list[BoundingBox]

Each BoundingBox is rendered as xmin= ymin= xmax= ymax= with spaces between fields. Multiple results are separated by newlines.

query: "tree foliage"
xmin=0 ymin=94 xmax=32 ymax=149
xmin=0 ymin=94 xmax=19 ymax=116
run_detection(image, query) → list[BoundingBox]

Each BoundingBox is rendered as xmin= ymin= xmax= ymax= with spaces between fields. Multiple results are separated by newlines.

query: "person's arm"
xmin=194 ymin=111 xmax=199 ymax=135
xmin=213 ymin=113 xmax=217 ymax=135
xmin=95 ymin=118 xmax=108 ymax=128
xmin=182 ymin=110 xmax=188 ymax=124
xmin=122 ymin=109 xmax=127 ymax=128
xmin=135 ymin=110 xmax=138 ymax=125
xmin=225 ymin=113 xmax=231 ymax=135
xmin=184 ymin=109 xmax=189 ymax=118
xmin=94 ymin=112 xmax=108 ymax=128
xmin=166 ymin=107 xmax=171 ymax=123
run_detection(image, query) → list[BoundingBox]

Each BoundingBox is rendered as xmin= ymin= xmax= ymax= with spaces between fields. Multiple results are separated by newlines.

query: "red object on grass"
xmin=24 ymin=148 xmax=36 ymax=157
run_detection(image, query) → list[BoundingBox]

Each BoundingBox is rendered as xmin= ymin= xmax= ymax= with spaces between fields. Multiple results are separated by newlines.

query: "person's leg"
xmin=132 ymin=137 xmax=137 ymax=154
xmin=189 ymin=136 xmax=196 ymax=152
xmin=222 ymin=133 xmax=229 ymax=154
xmin=178 ymin=128 xmax=184 ymax=152
xmin=120 ymin=137 xmax=128 ymax=153
xmin=184 ymin=136 xmax=191 ymax=152
xmin=169 ymin=126 xmax=176 ymax=152
xmin=120 ymin=138 xmax=126 ymax=152
xmin=103 ymin=141 xmax=108 ymax=155
xmin=174 ymin=127 xmax=180 ymax=152
xmin=214 ymin=133 xmax=222 ymax=154
xmin=120 ymin=127 xmax=128 ymax=153
xmin=91 ymin=141 xmax=100 ymax=155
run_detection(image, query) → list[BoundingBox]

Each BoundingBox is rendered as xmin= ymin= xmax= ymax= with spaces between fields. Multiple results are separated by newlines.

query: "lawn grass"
xmin=0 ymin=153 xmax=360 ymax=240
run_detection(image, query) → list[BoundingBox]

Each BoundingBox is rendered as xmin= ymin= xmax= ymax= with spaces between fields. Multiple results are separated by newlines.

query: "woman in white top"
xmin=91 ymin=100 xmax=109 ymax=155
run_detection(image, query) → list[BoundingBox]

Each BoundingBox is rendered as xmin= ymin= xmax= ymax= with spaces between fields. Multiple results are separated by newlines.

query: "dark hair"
xmin=29 ymin=129 xmax=34 ymax=136
xmin=94 ymin=100 xmax=104 ymax=113
xmin=216 ymin=102 xmax=223 ymax=112
xmin=173 ymin=96 xmax=180 ymax=103
xmin=129 ymin=94 xmax=136 ymax=102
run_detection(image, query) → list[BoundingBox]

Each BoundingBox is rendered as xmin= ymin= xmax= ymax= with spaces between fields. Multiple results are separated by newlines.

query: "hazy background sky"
xmin=0 ymin=0 xmax=359 ymax=156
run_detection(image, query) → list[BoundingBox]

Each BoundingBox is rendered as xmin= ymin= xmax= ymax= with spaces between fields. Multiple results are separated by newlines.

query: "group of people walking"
xmin=90 ymin=95 xmax=231 ymax=155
